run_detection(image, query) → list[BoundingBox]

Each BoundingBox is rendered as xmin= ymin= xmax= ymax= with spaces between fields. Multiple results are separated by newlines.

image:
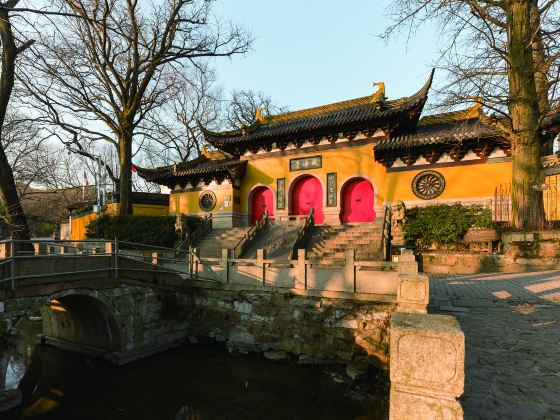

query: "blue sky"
xmin=211 ymin=1 xmax=440 ymax=111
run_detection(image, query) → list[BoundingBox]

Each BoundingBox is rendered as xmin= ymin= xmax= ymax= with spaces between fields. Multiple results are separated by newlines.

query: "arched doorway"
xmin=251 ymin=186 xmax=274 ymax=225
xmin=340 ymin=178 xmax=375 ymax=223
xmin=291 ymin=176 xmax=324 ymax=224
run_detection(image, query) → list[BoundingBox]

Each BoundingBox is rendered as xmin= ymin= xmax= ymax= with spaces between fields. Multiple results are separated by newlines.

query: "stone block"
xmin=389 ymin=387 xmax=463 ymax=420
xmin=397 ymin=275 xmax=429 ymax=314
xmin=399 ymin=261 xmax=419 ymax=275
xmin=399 ymin=250 xmax=416 ymax=262
xmin=390 ymin=312 xmax=464 ymax=399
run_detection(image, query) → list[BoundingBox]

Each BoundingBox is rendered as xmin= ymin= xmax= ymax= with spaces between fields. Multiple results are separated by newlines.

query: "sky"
xmin=210 ymin=1 xmax=440 ymax=112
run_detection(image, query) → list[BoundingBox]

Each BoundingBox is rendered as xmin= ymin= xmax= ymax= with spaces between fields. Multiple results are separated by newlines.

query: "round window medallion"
xmin=412 ymin=170 xmax=446 ymax=200
xmin=199 ymin=191 xmax=217 ymax=212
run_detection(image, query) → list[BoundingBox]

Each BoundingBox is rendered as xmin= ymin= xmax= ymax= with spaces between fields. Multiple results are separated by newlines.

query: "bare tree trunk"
xmin=530 ymin=0 xmax=552 ymax=155
xmin=0 ymin=8 xmax=31 ymax=240
xmin=118 ymin=131 xmax=133 ymax=217
xmin=507 ymin=0 xmax=546 ymax=230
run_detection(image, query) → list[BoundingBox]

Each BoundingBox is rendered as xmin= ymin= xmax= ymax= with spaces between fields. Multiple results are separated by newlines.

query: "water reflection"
xmin=3 ymin=322 xmax=389 ymax=420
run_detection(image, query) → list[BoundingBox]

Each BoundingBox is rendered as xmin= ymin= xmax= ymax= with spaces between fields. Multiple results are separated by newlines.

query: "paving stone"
xmin=430 ymin=273 xmax=560 ymax=419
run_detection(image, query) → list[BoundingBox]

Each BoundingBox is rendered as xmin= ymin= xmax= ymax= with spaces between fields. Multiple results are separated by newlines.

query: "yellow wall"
xmin=170 ymin=186 xmax=237 ymax=215
xmin=242 ymin=143 xmax=386 ymax=213
xmin=70 ymin=212 xmax=97 ymax=241
xmin=106 ymin=203 xmax=169 ymax=216
xmin=240 ymin=143 xmax=513 ymax=213
xmin=70 ymin=203 xmax=169 ymax=241
xmin=383 ymin=161 xmax=513 ymax=202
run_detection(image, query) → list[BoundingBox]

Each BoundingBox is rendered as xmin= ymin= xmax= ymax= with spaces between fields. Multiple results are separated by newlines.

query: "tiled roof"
xmin=137 ymin=155 xmax=247 ymax=187
xmin=200 ymin=70 xmax=435 ymax=155
xmin=375 ymin=104 xmax=507 ymax=152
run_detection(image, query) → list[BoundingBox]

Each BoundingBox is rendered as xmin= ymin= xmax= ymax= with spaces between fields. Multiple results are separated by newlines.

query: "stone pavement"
xmin=429 ymin=272 xmax=560 ymax=420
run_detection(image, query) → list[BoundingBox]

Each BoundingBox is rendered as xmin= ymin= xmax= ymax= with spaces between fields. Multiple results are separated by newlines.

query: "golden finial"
xmin=255 ymin=107 xmax=266 ymax=123
xmin=372 ymin=82 xmax=385 ymax=102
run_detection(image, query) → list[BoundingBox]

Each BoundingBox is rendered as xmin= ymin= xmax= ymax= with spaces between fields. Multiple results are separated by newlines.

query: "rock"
xmin=330 ymin=372 xmax=345 ymax=384
xmin=346 ymin=356 xmax=369 ymax=380
xmin=264 ymin=350 xmax=289 ymax=361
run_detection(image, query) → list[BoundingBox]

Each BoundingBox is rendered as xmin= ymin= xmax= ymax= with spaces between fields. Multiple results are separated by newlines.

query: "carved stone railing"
xmin=380 ymin=205 xmax=392 ymax=261
xmin=290 ymin=208 xmax=315 ymax=260
xmin=232 ymin=211 xmax=269 ymax=259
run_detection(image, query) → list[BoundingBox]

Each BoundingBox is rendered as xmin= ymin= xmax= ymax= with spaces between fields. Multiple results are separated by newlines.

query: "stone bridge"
xmin=0 ymin=252 xmax=192 ymax=365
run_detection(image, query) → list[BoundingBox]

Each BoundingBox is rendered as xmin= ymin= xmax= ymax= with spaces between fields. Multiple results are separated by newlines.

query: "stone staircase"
xmin=307 ymin=222 xmax=385 ymax=264
xmin=241 ymin=224 xmax=302 ymax=260
xmin=194 ymin=227 xmax=251 ymax=258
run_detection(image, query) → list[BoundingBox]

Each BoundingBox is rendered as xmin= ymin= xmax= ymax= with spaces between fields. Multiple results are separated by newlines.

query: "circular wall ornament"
xmin=199 ymin=191 xmax=217 ymax=212
xmin=412 ymin=170 xmax=446 ymax=200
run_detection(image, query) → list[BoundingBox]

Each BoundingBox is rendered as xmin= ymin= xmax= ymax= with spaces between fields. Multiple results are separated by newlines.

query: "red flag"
xmin=131 ymin=164 xmax=137 ymax=173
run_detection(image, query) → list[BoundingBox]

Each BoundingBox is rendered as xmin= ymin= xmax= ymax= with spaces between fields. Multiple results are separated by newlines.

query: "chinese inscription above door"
xmin=290 ymin=156 xmax=322 ymax=171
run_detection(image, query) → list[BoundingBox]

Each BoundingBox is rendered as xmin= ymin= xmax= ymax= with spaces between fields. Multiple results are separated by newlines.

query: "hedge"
xmin=86 ymin=214 xmax=177 ymax=248
xmin=404 ymin=204 xmax=496 ymax=249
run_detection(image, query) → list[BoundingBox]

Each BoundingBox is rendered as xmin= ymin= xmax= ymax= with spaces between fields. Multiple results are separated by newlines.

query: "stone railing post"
xmin=295 ymin=249 xmax=307 ymax=289
xmin=0 ymin=243 xmax=9 ymax=259
xmin=390 ymin=312 xmax=465 ymax=419
xmin=33 ymin=243 xmax=47 ymax=256
xmin=257 ymin=249 xmax=266 ymax=287
xmin=221 ymin=249 xmax=230 ymax=284
xmin=345 ymin=249 xmax=356 ymax=292
xmin=192 ymin=247 xmax=200 ymax=278
xmin=398 ymin=249 xmax=418 ymax=276
xmin=397 ymin=274 xmax=430 ymax=314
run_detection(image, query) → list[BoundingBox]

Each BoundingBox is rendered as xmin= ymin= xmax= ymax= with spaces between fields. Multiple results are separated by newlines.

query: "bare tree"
xmin=224 ymin=89 xmax=289 ymax=129
xmin=383 ymin=0 xmax=560 ymax=230
xmin=23 ymin=0 xmax=252 ymax=217
xmin=0 ymin=0 xmax=37 ymax=240
xmin=139 ymin=65 xmax=222 ymax=166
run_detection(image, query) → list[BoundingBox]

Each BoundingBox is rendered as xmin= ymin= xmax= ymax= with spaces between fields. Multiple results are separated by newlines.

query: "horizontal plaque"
xmin=290 ymin=156 xmax=322 ymax=171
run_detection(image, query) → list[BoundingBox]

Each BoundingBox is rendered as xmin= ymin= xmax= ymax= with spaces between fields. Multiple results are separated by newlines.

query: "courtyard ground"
xmin=429 ymin=272 xmax=560 ymax=420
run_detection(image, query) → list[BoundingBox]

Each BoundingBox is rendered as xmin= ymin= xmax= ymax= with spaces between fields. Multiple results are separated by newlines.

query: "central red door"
xmin=251 ymin=187 xmax=274 ymax=225
xmin=341 ymin=178 xmax=375 ymax=223
xmin=292 ymin=176 xmax=324 ymax=224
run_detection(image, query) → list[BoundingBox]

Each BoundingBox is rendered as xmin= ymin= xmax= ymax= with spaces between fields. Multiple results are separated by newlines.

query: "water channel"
xmin=2 ymin=320 xmax=389 ymax=419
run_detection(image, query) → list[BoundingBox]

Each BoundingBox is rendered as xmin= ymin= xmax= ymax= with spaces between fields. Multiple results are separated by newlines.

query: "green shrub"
xmin=404 ymin=204 xmax=495 ymax=249
xmin=32 ymin=223 xmax=58 ymax=238
xmin=86 ymin=214 xmax=177 ymax=248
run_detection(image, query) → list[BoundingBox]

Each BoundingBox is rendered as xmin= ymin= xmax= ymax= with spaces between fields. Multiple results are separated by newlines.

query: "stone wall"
xmin=419 ymin=230 xmax=560 ymax=275
xmin=184 ymin=286 xmax=396 ymax=370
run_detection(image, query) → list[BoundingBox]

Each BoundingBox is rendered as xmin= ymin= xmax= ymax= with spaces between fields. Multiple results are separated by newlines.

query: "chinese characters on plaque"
xmin=277 ymin=178 xmax=286 ymax=210
xmin=289 ymin=156 xmax=322 ymax=171
xmin=327 ymin=172 xmax=337 ymax=207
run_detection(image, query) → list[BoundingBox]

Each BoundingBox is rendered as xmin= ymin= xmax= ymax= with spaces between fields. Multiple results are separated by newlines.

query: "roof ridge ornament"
xmin=255 ymin=107 xmax=267 ymax=123
xmin=372 ymin=82 xmax=386 ymax=102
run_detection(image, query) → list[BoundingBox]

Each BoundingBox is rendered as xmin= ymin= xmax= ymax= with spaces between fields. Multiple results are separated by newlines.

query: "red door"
xmin=341 ymin=178 xmax=375 ymax=223
xmin=251 ymin=187 xmax=274 ymax=225
xmin=292 ymin=176 xmax=324 ymax=224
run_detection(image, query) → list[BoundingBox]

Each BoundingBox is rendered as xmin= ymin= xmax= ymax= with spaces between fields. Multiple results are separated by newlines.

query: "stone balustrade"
xmin=389 ymin=249 xmax=465 ymax=419
xmin=190 ymin=247 xmax=400 ymax=298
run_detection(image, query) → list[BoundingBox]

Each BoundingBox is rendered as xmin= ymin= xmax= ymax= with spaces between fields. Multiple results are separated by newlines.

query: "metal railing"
xmin=232 ymin=210 xmax=269 ymax=259
xmin=0 ymin=238 xmax=218 ymax=291
xmin=290 ymin=208 xmax=315 ymax=260
xmin=494 ymin=176 xmax=560 ymax=228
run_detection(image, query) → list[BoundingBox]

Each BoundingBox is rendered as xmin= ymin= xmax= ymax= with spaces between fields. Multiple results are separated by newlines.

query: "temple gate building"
xmin=137 ymin=71 xmax=528 ymax=228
